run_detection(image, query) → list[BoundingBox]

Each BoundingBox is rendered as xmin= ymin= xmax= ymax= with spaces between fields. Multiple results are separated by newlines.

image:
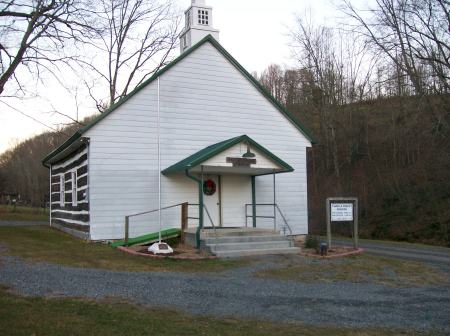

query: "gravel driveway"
xmin=0 ymin=253 xmax=449 ymax=332
xmin=331 ymin=238 xmax=450 ymax=268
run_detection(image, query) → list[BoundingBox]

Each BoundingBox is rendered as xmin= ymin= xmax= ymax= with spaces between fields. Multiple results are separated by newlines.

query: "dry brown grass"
xmin=257 ymin=254 xmax=450 ymax=287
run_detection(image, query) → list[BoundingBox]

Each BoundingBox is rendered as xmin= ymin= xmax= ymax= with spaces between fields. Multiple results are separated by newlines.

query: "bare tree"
xmin=291 ymin=19 xmax=345 ymax=187
xmin=258 ymin=64 xmax=285 ymax=103
xmin=340 ymin=0 xmax=450 ymax=95
xmin=0 ymin=0 xmax=94 ymax=96
xmin=85 ymin=0 xmax=180 ymax=110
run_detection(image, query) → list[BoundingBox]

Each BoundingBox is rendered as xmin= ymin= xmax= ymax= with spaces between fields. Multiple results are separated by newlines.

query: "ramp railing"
xmin=124 ymin=202 xmax=189 ymax=246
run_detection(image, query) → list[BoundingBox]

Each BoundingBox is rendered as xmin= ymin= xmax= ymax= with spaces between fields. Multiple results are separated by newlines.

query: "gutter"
xmin=185 ymin=167 xmax=203 ymax=248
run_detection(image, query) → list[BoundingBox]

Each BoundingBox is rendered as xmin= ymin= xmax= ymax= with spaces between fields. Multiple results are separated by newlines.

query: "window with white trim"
xmin=72 ymin=171 xmax=77 ymax=206
xmin=60 ymin=175 xmax=65 ymax=207
xmin=198 ymin=9 xmax=209 ymax=25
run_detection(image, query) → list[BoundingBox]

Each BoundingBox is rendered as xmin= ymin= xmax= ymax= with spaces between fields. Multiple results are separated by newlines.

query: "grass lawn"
xmin=325 ymin=235 xmax=450 ymax=251
xmin=0 ymin=204 xmax=48 ymax=221
xmin=0 ymin=226 xmax=245 ymax=272
xmin=0 ymin=286 xmax=442 ymax=336
xmin=257 ymin=254 xmax=450 ymax=287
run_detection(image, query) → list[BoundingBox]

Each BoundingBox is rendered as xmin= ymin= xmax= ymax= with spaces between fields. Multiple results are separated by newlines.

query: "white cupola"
xmin=179 ymin=0 xmax=220 ymax=53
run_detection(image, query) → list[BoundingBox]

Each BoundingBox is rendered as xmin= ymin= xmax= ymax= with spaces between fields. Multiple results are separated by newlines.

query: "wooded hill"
xmin=298 ymin=94 xmax=449 ymax=246
xmin=0 ymin=119 xmax=92 ymax=207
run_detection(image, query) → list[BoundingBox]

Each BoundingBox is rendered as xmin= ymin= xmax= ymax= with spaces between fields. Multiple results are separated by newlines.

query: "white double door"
xmin=202 ymin=175 xmax=252 ymax=228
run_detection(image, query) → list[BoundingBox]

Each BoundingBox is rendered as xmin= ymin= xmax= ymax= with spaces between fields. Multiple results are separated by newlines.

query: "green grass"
xmin=0 ymin=226 xmax=245 ymax=273
xmin=0 ymin=204 xmax=48 ymax=221
xmin=257 ymin=254 xmax=450 ymax=287
xmin=0 ymin=286 xmax=441 ymax=336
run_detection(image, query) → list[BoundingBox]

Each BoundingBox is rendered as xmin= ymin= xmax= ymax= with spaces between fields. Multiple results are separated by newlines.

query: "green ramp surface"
xmin=110 ymin=228 xmax=181 ymax=247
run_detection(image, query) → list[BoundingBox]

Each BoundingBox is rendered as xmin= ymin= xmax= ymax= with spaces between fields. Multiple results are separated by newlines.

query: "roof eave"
xmin=162 ymin=135 xmax=294 ymax=175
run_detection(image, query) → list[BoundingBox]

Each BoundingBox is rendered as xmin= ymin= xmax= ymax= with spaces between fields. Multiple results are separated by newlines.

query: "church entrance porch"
xmin=162 ymin=135 xmax=295 ymax=249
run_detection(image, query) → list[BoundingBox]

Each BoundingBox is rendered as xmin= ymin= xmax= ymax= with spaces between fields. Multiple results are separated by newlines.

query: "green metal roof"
xmin=162 ymin=135 xmax=293 ymax=175
xmin=43 ymin=34 xmax=316 ymax=166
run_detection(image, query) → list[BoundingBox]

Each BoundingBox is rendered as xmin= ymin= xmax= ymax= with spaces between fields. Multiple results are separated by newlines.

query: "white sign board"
xmin=331 ymin=203 xmax=353 ymax=221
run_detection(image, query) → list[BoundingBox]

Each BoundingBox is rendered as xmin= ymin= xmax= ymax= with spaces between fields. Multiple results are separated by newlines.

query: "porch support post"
xmin=251 ymin=175 xmax=256 ymax=228
xmin=273 ymin=170 xmax=276 ymax=231
xmin=201 ymin=165 xmax=204 ymax=229
xmin=185 ymin=168 xmax=203 ymax=248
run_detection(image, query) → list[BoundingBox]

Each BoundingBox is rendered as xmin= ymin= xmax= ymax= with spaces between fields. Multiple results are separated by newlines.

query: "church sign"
xmin=330 ymin=203 xmax=354 ymax=221
xmin=326 ymin=197 xmax=359 ymax=249
xmin=226 ymin=157 xmax=256 ymax=167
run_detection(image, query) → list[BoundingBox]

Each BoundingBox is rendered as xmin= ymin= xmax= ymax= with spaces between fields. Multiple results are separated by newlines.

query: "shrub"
xmin=304 ymin=235 xmax=319 ymax=249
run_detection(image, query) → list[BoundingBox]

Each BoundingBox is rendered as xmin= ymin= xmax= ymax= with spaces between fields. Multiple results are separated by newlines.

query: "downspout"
xmin=49 ymin=165 xmax=52 ymax=227
xmin=185 ymin=167 xmax=203 ymax=248
xmin=251 ymin=175 xmax=256 ymax=228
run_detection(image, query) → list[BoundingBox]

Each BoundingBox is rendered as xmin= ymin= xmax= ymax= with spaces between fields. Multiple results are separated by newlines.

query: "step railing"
xmin=202 ymin=204 xmax=218 ymax=236
xmin=244 ymin=203 xmax=292 ymax=235
xmin=275 ymin=204 xmax=292 ymax=236
xmin=188 ymin=203 xmax=218 ymax=238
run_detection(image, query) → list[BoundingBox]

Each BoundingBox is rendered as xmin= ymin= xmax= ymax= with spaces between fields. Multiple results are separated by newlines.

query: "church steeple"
xmin=180 ymin=0 xmax=220 ymax=53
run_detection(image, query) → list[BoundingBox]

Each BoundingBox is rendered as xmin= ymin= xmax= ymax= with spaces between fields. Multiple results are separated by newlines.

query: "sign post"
xmin=326 ymin=197 xmax=358 ymax=249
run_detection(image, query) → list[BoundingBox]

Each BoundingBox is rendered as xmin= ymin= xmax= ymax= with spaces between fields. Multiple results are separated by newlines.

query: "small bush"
xmin=304 ymin=235 xmax=319 ymax=249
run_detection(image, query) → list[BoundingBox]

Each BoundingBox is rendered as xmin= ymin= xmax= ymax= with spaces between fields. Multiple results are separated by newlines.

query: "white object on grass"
xmin=148 ymin=242 xmax=173 ymax=254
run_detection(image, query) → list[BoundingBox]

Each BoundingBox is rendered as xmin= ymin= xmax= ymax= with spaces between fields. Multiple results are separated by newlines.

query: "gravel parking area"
xmin=0 ymin=253 xmax=449 ymax=332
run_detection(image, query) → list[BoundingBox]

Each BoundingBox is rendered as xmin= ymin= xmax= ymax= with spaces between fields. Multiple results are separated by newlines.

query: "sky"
xmin=0 ymin=0 xmax=341 ymax=154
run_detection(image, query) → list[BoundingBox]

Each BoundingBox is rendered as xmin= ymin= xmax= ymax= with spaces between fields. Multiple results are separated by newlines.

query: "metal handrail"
xmin=275 ymin=204 xmax=292 ymax=235
xmin=188 ymin=203 xmax=217 ymax=228
xmin=123 ymin=202 xmax=219 ymax=247
xmin=188 ymin=203 xmax=219 ymax=245
xmin=202 ymin=204 xmax=217 ymax=234
xmin=127 ymin=203 xmax=186 ymax=218
xmin=244 ymin=203 xmax=292 ymax=235
xmin=124 ymin=202 xmax=186 ymax=245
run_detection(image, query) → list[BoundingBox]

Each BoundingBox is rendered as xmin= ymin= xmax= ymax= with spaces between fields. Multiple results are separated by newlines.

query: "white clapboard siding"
xmin=85 ymin=41 xmax=311 ymax=240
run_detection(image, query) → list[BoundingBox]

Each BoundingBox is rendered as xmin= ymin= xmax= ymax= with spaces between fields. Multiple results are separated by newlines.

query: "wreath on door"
xmin=203 ymin=179 xmax=216 ymax=196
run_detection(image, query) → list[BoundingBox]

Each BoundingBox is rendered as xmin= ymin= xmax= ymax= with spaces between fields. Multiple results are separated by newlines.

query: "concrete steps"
xmin=214 ymin=246 xmax=300 ymax=258
xmin=184 ymin=227 xmax=300 ymax=257
xmin=203 ymin=234 xmax=287 ymax=244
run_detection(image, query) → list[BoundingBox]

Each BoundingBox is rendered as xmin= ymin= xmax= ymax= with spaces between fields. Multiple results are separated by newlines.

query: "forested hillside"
xmin=300 ymin=94 xmax=449 ymax=245
xmin=0 ymin=118 xmax=93 ymax=207
xmin=258 ymin=67 xmax=448 ymax=246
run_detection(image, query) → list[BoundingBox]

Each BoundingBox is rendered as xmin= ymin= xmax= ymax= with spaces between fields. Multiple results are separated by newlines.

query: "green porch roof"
xmin=43 ymin=34 xmax=316 ymax=167
xmin=162 ymin=135 xmax=293 ymax=175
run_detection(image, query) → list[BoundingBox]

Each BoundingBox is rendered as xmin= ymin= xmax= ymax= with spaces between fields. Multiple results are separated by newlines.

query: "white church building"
xmin=43 ymin=0 xmax=316 ymax=254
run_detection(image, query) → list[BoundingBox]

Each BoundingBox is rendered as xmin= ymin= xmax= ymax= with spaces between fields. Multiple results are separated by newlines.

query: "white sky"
xmin=0 ymin=0 xmax=341 ymax=154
